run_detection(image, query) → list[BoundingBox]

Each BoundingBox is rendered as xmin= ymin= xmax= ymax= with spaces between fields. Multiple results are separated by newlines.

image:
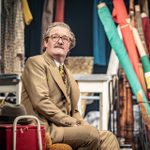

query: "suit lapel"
xmin=65 ymin=66 xmax=80 ymax=112
xmin=50 ymin=66 xmax=68 ymax=96
xmin=42 ymin=52 xmax=80 ymax=113
xmin=43 ymin=52 xmax=70 ymax=102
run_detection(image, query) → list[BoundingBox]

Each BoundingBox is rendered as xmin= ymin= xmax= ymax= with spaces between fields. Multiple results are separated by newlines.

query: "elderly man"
xmin=21 ymin=22 xmax=120 ymax=150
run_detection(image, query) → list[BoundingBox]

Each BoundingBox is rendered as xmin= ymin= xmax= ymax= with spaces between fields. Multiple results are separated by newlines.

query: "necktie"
xmin=59 ymin=64 xmax=66 ymax=84
xmin=59 ymin=64 xmax=70 ymax=114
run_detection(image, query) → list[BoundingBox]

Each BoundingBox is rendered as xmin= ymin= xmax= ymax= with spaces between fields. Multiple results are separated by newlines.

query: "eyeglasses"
xmin=48 ymin=34 xmax=71 ymax=44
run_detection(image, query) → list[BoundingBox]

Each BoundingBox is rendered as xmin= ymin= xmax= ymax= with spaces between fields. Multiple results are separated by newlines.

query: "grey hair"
xmin=43 ymin=22 xmax=76 ymax=49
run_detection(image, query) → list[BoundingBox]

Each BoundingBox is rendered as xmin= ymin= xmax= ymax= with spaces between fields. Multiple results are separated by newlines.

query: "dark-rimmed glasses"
xmin=48 ymin=34 xmax=71 ymax=44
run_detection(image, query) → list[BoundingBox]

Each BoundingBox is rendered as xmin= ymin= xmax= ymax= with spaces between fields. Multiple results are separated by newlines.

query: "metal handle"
xmin=13 ymin=115 xmax=43 ymax=150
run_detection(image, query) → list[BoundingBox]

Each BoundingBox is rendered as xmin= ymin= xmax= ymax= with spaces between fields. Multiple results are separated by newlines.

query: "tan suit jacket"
xmin=21 ymin=51 xmax=84 ymax=142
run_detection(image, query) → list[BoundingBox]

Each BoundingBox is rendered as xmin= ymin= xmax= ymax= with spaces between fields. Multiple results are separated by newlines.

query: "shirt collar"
xmin=54 ymin=59 xmax=64 ymax=68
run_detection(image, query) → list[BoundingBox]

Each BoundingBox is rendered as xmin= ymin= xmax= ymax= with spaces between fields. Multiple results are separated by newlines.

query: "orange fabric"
xmin=112 ymin=0 xmax=128 ymax=25
xmin=120 ymin=25 xmax=142 ymax=82
xmin=54 ymin=0 xmax=65 ymax=22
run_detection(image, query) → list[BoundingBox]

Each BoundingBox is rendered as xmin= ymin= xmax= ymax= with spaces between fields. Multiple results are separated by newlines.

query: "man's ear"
xmin=43 ymin=40 xmax=48 ymax=48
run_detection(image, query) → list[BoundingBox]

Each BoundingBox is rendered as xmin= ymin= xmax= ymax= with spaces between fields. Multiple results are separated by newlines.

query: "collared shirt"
xmin=54 ymin=59 xmax=64 ymax=68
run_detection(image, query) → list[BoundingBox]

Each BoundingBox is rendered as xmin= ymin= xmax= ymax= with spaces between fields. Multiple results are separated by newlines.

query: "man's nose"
xmin=58 ymin=37 xmax=63 ymax=43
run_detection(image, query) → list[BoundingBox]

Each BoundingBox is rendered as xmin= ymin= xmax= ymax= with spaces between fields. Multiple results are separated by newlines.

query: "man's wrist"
xmin=73 ymin=120 xmax=81 ymax=126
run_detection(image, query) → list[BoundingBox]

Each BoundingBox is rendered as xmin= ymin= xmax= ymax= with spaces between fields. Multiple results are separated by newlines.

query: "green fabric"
xmin=141 ymin=55 xmax=150 ymax=73
xmin=97 ymin=3 xmax=150 ymax=115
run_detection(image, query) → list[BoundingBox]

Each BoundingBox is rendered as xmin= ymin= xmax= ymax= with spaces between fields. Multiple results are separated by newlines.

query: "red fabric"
xmin=54 ymin=0 xmax=65 ymax=22
xmin=112 ymin=0 xmax=142 ymax=85
xmin=142 ymin=16 xmax=150 ymax=56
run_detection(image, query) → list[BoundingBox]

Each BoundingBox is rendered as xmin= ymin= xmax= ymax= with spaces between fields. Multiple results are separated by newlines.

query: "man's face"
xmin=44 ymin=26 xmax=71 ymax=62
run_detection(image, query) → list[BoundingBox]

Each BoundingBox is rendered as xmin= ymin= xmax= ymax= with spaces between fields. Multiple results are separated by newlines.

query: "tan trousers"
xmin=61 ymin=125 xmax=120 ymax=150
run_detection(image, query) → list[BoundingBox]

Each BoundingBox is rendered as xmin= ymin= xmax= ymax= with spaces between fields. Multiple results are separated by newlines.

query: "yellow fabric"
xmin=145 ymin=75 xmax=150 ymax=89
xmin=21 ymin=0 xmax=33 ymax=25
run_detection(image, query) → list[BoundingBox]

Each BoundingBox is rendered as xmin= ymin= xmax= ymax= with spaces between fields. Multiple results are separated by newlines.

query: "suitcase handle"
xmin=13 ymin=115 xmax=43 ymax=150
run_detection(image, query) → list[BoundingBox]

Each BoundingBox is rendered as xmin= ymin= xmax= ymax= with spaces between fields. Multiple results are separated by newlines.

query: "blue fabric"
xmin=93 ymin=0 xmax=106 ymax=65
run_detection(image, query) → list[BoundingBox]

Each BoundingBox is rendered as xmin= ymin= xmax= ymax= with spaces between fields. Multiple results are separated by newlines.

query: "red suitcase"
xmin=0 ymin=115 xmax=45 ymax=150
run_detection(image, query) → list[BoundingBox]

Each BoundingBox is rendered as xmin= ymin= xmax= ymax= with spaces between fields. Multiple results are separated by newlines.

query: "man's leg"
xmin=62 ymin=125 xmax=100 ymax=150
xmin=99 ymin=130 xmax=120 ymax=150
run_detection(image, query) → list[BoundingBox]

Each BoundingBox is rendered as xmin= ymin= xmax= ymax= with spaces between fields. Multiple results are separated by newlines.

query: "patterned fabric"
xmin=1 ymin=0 xmax=24 ymax=73
xmin=59 ymin=64 xmax=71 ymax=114
xmin=59 ymin=64 xmax=66 ymax=84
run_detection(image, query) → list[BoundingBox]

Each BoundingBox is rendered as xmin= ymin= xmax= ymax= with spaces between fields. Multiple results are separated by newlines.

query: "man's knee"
xmin=99 ymin=130 xmax=117 ymax=139
xmin=99 ymin=130 xmax=120 ymax=149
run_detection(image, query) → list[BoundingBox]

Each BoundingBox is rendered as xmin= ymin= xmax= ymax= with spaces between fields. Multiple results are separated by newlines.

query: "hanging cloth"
xmin=41 ymin=0 xmax=54 ymax=52
xmin=54 ymin=0 xmax=65 ymax=22
xmin=21 ymin=0 xmax=33 ymax=25
xmin=93 ymin=0 xmax=106 ymax=65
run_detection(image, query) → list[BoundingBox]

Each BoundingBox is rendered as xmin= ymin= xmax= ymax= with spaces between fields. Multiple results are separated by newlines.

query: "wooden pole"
xmin=125 ymin=78 xmax=134 ymax=148
xmin=118 ymin=68 xmax=127 ymax=138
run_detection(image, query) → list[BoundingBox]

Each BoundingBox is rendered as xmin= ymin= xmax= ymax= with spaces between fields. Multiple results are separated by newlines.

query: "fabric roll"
xmin=132 ymin=27 xmax=150 ymax=92
xmin=139 ymin=0 xmax=149 ymax=18
xmin=93 ymin=0 xmax=106 ymax=65
xmin=106 ymin=49 xmax=119 ymax=75
xmin=142 ymin=13 xmax=150 ymax=56
xmin=21 ymin=0 xmax=33 ymax=25
xmin=135 ymin=5 xmax=149 ymax=57
xmin=112 ymin=0 xmax=143 ymax=89
xmin=41 ymin=0 xmax=54 ymax=33
xmin=132 ymin=27 xmax=150 ymax=70
xmin=132 ymin=27 xmax=146 ymax=57
xmin=97 ymin=3 xmax=150 ymax=122
xmin=41 ymin=0 xmax=54 ymax=52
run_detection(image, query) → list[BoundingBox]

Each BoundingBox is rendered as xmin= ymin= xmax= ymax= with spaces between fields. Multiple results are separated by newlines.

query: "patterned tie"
xmin=59 ymin=64 xmax=66 ymax=84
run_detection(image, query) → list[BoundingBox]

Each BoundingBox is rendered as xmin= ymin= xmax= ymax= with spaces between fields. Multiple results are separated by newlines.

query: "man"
xmin=21 ymin=22 xmax=120 ymax=150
